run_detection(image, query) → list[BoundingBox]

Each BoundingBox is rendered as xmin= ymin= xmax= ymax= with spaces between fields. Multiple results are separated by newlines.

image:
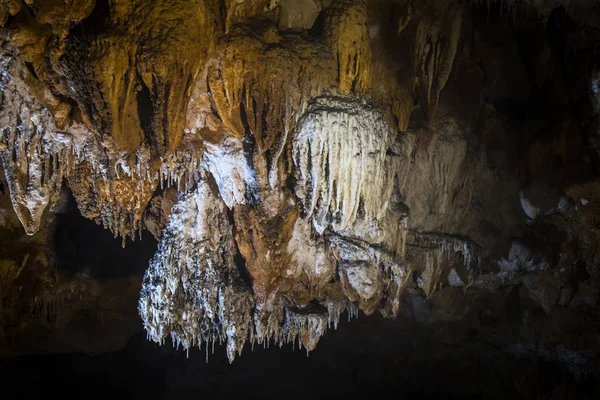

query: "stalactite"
xmin=323 ymin=298 xmax=359 ymax=330
xmin=413 ymin=3 xmax=464 ymax=119
xmin=207 ymin=29 xmax=337 ymax=188
xmin=138 ymin=178 xmax=371 ymax=361
xmin=292 ymin=96 xmax=397 ymax=234
xmin=0 ymin=53 xmax=73 ymax=235
xmin=327 ymin=231 xmax=410 ymax=317
xmin=325 ymin=0 xmax=372 ymax=94
xmin=282 ymin=305 xmax=328 ymax=353
xmin=32 ymin=278 xmax=87 ymax=325
xmin=139 ymin=177 xmax=255 ymax=363
xmin=406 ymin=231 xmax=485 ymax=297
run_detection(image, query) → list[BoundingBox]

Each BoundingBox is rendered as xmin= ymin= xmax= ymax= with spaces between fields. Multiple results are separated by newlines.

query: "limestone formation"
xmin=292 ymin=96 xmax=396 ymax=233
xmin=0 ymin=52 xmax=70 ymax=234
xmin=139 ymin=178 xmax=255 ymax=363
xmin=0 ymin=2 xmax=599 ymax=386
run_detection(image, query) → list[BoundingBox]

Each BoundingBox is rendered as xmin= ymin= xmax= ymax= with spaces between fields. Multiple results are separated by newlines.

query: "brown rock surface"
xmin=0 ymin=2 xmax=598 ymax=392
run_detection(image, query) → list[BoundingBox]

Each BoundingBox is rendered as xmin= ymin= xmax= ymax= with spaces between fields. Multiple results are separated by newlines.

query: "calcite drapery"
xmin=292 ymin=96 xmax=397 ymax=233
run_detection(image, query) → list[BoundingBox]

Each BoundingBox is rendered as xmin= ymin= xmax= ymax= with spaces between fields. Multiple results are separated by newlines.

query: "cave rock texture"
xmin=1 ymin=0 xmax=600 ymax=396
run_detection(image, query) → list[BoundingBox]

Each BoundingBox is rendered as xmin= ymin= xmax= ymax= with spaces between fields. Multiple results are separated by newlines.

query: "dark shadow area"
xmin=52 ymin=190 xmax=158 ymax=280
xmin=0 ymin=313 xmax=597 ymax=400
xmin=137 ymin=73 xmax=156 ymax=150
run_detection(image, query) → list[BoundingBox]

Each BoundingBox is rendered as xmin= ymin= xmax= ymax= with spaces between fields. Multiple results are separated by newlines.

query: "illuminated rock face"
xmin=139 ymin=178 xmax=255 ymax=363
xmin=292 ymin=96 xmax=396 ymax=233
xmin=0 ymin=53 xmax=67 ymax=235
xmin=0 ymin=0 xmax=600 ymax=374
xmin=139 ymin=96 xmax=417 ymax=361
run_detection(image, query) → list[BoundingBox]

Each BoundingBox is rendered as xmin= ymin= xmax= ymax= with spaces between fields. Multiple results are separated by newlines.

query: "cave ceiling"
xmin=0 ymin=0 xmax=599 ymax=384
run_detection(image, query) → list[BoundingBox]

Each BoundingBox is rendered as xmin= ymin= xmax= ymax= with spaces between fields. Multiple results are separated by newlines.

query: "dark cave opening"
xmin=52 ymin=189 xmax=158 ymax=281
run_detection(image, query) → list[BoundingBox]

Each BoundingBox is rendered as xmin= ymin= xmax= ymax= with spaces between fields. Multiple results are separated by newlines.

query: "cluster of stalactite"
xmin=2 ymin=0 xmax=599 ymax=364
xmin=0 ymin=38 xmax=507 ymax=363
xmin=137 ymin=94 xmax=486 ymax=362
